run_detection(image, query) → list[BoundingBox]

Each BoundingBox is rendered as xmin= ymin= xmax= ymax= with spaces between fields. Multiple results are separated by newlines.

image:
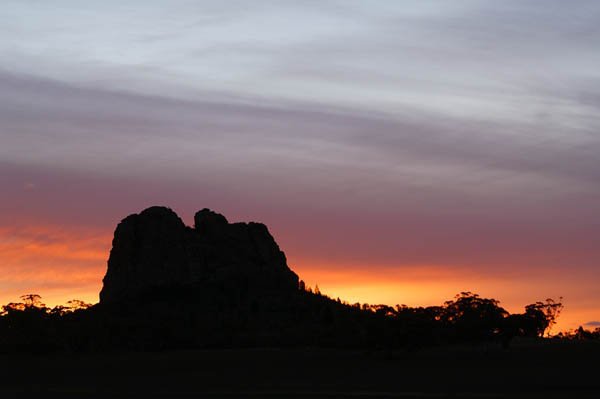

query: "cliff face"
xmin=99 ymin=207 xmax=299 ymax=303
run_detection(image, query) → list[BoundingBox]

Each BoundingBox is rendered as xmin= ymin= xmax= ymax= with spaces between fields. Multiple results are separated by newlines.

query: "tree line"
xmin=3 ymin=284 xmax=592 ymax=354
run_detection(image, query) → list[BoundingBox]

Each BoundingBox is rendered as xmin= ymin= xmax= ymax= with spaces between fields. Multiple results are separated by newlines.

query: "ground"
xmin=0 ymin=339 xmax=598 ymax=398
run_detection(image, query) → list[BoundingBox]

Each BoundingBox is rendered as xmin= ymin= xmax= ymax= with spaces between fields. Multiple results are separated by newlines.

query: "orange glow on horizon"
xmin=0 ymin=224 xmax=598 ymax=334
xmin=0 ymin=225 xmax=109 ymax=306
xmin=293 ymin=261 xmax=599 ymax=334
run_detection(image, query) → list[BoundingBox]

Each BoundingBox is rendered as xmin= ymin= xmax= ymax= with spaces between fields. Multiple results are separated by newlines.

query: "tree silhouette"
xmin=314 ymin=285 xmax=321 ymax=295
xmin=299 ymin=280 xmax=306 ymax=291
xmin=440 ymin=292 xmax=508 ymax=341
xmin=20 ymin=294 xmax=45 ymax=309
xmin=0 ymin=290 xmax=568 ymax=353
xmin=523 ymin=298 xmax=564 ymax=337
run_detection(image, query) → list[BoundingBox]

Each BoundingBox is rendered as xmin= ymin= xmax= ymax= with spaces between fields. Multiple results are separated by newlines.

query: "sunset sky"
xmin=1 ymin=1 xmax=599 ymax=332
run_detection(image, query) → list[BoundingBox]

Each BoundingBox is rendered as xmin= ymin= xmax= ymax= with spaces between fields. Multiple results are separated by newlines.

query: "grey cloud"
xmin=2 ymin=71 xmax=600 ymax=256
xmin=2 ymin=70 xmax=599 ymax=194
xmin=1 ymin=1 xmax=600 ymax=275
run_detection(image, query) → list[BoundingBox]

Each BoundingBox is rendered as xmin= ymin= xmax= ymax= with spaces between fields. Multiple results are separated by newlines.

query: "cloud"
xmin=2 ymin=1 xmax=599 ymax=116
xmin=2 ymin=70 xmax=599 ymax=189
xmin=585 ymin=321 xmax=600 ymax=327
xmin=1 ymin=70 xmax=600 ymax=274
xmin=1 ymin=0 xmax=600 ymax=317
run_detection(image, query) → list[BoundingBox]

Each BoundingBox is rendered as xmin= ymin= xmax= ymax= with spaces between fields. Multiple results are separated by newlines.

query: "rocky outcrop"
xmin=99 ymin=207 xmax=299 ymax=304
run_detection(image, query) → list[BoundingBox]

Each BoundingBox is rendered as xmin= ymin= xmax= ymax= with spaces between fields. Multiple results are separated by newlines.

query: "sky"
xmin=1 ymin=0 xmax=599 ymax=331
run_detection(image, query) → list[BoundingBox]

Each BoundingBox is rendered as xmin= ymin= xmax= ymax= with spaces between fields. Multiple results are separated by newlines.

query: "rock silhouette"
xmin=100 ymin=206 xmax=298 ymax=303
xmin=0 ymin=206 xmax=565 ymax=353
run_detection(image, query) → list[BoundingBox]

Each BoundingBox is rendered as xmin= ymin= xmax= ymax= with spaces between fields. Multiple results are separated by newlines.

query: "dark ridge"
xmin=0 ymin=206 xmax=567 ymax=355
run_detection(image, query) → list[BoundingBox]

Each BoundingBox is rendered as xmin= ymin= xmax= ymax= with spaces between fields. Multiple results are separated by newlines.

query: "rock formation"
xmin=99 ymin=206 xmax=299 ymax=303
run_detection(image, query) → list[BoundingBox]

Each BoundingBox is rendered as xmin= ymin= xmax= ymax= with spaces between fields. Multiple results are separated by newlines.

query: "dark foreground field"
xmin=0 ymin=340 xmax=598 ymax=399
